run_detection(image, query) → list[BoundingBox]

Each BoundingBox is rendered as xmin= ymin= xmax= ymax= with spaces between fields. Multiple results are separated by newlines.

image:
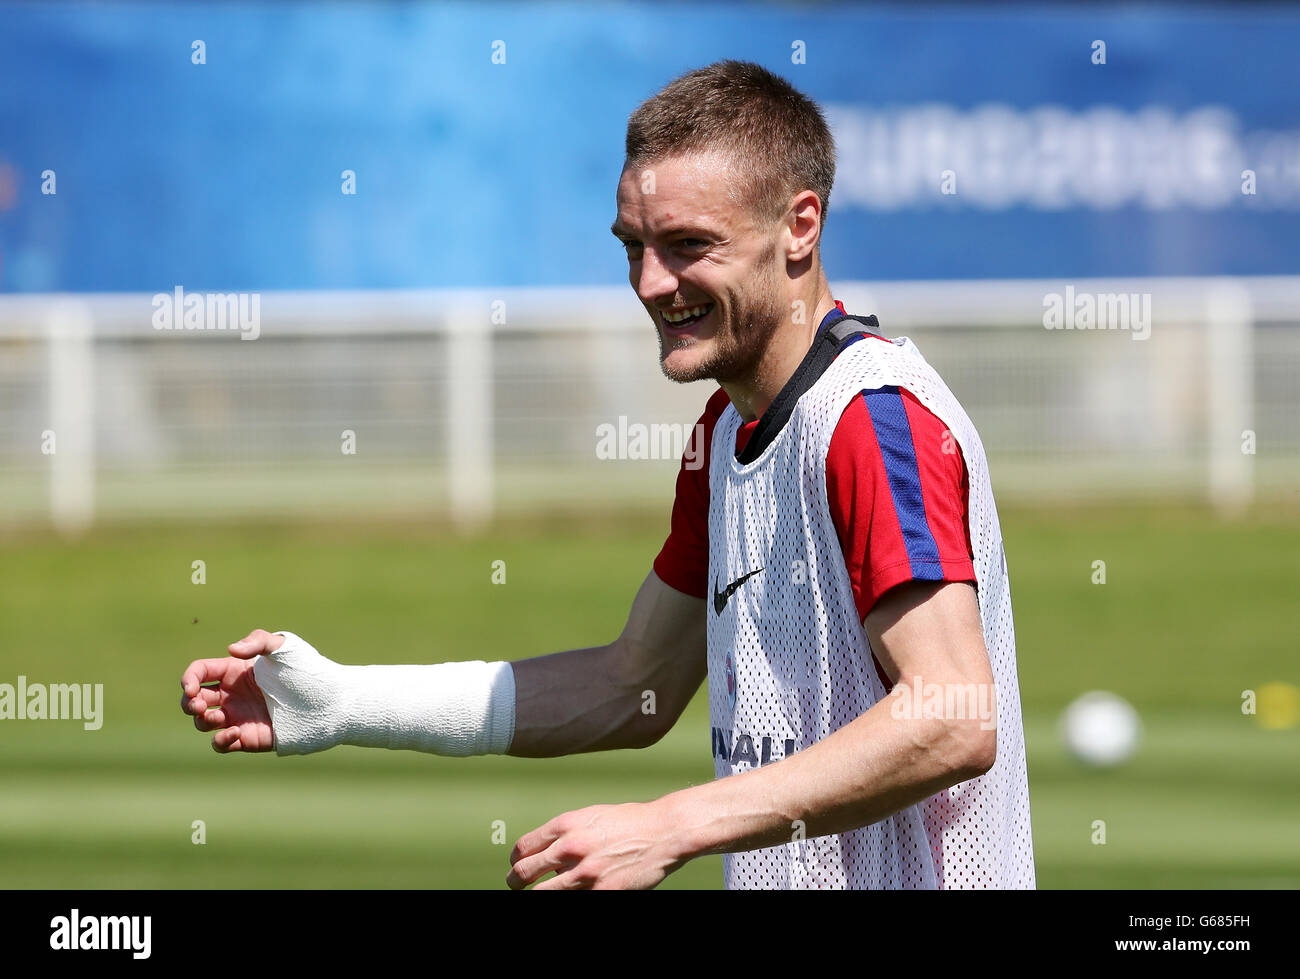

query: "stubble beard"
xmin=657 ymin=267 xmax=784 ymax=386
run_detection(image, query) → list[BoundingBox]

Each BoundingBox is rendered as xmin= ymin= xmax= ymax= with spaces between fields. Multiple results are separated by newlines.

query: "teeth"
xmin=663 ymin=304 xmax=711 ymax=324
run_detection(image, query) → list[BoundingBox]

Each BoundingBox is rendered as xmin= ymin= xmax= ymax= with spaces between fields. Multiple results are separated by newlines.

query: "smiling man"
xmin=180 ymin=60 xmax=1034 ymax=890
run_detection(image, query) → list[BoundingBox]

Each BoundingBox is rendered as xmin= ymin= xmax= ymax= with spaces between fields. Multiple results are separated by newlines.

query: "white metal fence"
xmin=1 ymin=278 xmax=1297 ymax=534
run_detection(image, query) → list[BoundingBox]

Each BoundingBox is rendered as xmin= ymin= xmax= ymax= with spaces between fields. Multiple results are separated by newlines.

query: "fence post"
xmin=1205 ymin=281 xmax=1254 ymax=517
xmin=47 ymin=300 xmax=96 ymax=536
xmin=445 ymin=301 xmax=493 ymax=530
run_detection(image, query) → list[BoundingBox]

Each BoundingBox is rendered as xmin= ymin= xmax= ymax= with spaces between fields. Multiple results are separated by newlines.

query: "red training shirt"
xmin=653 ymin=305 xmax=975 ymax=625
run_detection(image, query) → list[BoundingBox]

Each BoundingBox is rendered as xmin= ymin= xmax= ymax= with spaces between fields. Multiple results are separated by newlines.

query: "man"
xmin=180 ymin=60 xmax=1034 ymax=889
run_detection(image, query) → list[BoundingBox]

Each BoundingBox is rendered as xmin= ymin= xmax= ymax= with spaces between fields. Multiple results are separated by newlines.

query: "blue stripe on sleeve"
xmin=859 ymin=387 xmax=943 ymax=578
xmin=837 ymin=332 xmax=867 ymax=354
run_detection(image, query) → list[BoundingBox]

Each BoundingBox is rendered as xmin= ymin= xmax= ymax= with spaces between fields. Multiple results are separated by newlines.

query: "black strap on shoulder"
xmin=828 ymin=313 xmax=883 ymax=343
xmin=734 ymin=313 xmax=885 ymax=464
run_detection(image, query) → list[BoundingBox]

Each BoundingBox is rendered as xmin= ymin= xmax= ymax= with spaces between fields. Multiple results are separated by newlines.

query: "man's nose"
xmin=634 ymin=248 xmax=678 ymax=305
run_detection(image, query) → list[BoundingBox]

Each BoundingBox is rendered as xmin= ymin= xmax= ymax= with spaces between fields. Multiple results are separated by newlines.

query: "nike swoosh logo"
xmin=713 ymin=567 xmax=764 ymax=615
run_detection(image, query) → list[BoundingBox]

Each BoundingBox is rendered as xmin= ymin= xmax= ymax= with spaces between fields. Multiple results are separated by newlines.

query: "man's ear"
xmin=786 ymin=189 xmax=823 ymax=263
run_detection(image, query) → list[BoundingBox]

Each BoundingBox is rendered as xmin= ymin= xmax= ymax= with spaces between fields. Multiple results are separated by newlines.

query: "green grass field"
xmin=1 ymin=505 xmax=1297 ymax=888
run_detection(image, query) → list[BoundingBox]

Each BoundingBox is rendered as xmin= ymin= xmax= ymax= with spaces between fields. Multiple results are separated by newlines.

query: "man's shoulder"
xmin=820 ymin=330 xmax=969 ymax=480
xmin=825 ymin=330 xmax=972 ymax=431
xmin=700 ymin=386 xmax=732 ymax=422
xmin=821 ymin=382 xmax=956 ymax=465
xmin=684 ymin=386 xmax=734 ymax=452
xmin=672 ymin=387 xmax=733 ymax=479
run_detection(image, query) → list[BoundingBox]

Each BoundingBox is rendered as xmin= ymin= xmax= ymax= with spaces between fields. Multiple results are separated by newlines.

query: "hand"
xmin=180 ymin=629 xmax=284 ymax=753
xmin=506 ymin=801 xmax=687 ymax=890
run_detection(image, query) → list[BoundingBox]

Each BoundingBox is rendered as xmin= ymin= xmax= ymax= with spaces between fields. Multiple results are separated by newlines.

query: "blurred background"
xmin=0 ymin=0 xmax=1296 ymax=889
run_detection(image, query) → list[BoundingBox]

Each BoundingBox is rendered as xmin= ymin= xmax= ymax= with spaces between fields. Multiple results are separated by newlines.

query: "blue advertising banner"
xmin=0 ymin=1 xmax=1297 ymax=292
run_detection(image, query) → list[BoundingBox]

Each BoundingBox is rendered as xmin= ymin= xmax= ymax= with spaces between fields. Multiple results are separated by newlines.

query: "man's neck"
xmin=722 ymin=283 xmax=838 ymax=423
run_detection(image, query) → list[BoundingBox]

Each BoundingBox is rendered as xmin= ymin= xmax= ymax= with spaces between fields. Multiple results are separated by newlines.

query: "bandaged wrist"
xmin=253 ymin=631 xmax=516 ymax=757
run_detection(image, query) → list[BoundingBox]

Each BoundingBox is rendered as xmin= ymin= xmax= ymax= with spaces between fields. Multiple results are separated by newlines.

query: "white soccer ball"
xmin=1060 ymin=691 xmax=1141 ymax=767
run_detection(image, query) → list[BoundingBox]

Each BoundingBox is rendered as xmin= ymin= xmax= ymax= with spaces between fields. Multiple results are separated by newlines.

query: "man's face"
xmin=612 ymin=153 xmax=786 ymax=384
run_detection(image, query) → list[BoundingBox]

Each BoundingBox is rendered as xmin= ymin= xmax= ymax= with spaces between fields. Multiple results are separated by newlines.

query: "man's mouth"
xmin=660 ymin=303 xmax=715 ymax=331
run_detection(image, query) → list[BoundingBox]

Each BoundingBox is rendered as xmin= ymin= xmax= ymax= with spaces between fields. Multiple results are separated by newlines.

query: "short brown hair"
xmin=624 ymin=60 xmax=836 ymax=231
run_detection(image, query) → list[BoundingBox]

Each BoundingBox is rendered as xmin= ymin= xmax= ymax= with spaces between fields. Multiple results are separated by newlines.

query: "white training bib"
xmin=706 ymin=333 xmax=1035 ymax=889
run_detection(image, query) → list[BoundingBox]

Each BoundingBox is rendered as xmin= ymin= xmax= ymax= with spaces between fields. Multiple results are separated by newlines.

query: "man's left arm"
xmin=506 ymin=577 xmax=994 ymax=889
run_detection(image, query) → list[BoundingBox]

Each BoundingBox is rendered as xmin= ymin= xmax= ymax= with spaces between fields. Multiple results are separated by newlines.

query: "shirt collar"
xmin=817 ymin=299 xmax=847 ymax=334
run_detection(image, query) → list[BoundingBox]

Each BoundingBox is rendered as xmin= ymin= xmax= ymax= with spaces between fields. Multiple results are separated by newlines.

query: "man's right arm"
xmin=182 ymin=569 xmax=705 ymax=758
xmin=508 ymin=570 xmax=706 ymax=757
xmin=184 ymin=388 xmax=718 ymax=758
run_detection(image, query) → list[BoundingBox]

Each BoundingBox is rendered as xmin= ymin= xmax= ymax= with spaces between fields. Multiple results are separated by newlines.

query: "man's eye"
xmin=621 ymin=240 xmax=643 ymax=255
xmin=679 ymin=238 xmax=707 ymax=249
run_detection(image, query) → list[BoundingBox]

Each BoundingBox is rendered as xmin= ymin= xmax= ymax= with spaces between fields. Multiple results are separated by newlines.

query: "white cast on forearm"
xmin=252 ymin=631 xmax=516 ymax=757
